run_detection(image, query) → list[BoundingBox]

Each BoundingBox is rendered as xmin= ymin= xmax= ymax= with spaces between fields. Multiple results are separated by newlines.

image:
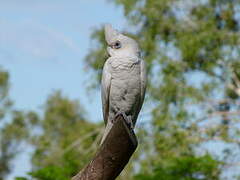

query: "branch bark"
xmin=72 ymin=115 xmax=138 ymax=180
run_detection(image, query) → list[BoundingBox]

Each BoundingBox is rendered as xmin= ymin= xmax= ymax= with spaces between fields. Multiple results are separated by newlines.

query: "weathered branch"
xmin=72 ymin=115 xmax=138 ymax=180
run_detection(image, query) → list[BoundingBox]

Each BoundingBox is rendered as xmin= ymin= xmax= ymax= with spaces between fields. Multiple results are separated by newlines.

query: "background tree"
xmin=84 ymin=0 xmax=240 ymax=179
xmin=20 ymin=91 xmax=102 ymax=180
xmin=0 ymin=68 xmax=29 ymax=180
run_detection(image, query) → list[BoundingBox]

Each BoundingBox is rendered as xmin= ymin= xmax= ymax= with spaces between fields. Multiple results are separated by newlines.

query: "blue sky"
xmin=0 ymin=0 xmax=125 ymax=179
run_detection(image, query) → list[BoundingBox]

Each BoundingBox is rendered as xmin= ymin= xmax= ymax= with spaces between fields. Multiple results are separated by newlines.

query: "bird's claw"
xmin=113 ymin=112 xmax=133 ymax=129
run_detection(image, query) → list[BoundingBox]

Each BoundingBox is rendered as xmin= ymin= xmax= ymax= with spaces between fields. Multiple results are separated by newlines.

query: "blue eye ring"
xmin=112 ymin=40 xmax=121 ymax=49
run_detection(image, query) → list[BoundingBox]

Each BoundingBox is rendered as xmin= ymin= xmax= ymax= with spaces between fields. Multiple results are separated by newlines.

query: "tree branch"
xmin=72 ymin=115 xmax=138 ymax=180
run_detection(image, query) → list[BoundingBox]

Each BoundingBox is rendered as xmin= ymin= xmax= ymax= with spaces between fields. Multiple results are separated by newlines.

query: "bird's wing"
xmin=133 ymin=59 xmax=147 ymax=126
xmin=140 ymin=59 xmax=147 ymax=105
xmin=101 ymin=60 xmax=112 ymax=125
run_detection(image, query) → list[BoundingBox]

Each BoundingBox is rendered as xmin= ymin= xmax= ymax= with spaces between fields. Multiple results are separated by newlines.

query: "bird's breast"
xmin=109 ymin=58 xmax=141 ymax=91
xmin=110 ymin=57 xmax=140 ymax=76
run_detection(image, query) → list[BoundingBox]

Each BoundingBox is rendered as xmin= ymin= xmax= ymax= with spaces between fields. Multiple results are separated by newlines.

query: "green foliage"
xmin=30 ymin=165 xmax=70 ymax=180
xmin=15 ymin=177 xmax=29 ymax=180
xmin=0 ymin=68 xmax=11 ymax=120
xmin=28 ymin=153 xmax=79 ymax=180
xmin=134 ymin=155 xmax=219 ymax=180
xmin=26 ymin=91 xmax=102 ymax=179
xmin=134 ymin=155 xmax=220 ymax=180
xmin=0 ymin=68 xmax=29 ymax=179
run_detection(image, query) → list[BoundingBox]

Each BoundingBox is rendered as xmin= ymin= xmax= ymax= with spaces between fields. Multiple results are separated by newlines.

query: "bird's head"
xmin=104 ymin=24 xmax=140 ymax=58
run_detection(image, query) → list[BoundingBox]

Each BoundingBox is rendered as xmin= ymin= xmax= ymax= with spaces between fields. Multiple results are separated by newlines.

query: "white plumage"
xmin=101 ymin=24 xmax=147 ymax=144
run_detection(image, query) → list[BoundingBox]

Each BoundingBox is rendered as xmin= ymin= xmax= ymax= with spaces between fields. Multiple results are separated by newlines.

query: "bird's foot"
xmin=113 ymin=111 xmax=128 ymax=123
xmin=113 ymin=112 xmax=133 ymax=129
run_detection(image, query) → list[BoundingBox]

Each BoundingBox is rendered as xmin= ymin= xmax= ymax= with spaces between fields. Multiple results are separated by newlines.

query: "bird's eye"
xmin=114 ymin=41 xmax=121 ymax=49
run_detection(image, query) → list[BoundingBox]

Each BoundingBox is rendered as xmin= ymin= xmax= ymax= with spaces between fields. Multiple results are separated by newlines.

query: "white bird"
xmin=100 ymin=24 xmax=147 ymax=144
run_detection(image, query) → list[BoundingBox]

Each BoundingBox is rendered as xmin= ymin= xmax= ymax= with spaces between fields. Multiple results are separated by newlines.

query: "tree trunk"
xmin=72 ymin=115 xmax=138 ymax=180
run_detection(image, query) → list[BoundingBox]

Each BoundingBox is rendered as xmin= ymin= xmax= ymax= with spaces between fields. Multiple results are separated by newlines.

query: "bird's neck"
xmin=111 ymin=51 xmax=140 ymax=59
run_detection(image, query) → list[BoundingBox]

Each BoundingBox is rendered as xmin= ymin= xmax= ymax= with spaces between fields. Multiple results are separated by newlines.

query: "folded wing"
xmin=101 ymin=62 xmax=112 ymax=125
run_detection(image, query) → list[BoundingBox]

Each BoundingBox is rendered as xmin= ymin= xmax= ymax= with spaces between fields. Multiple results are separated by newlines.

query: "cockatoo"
xmin=100 ymin=24 xmax=147 ymax=144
